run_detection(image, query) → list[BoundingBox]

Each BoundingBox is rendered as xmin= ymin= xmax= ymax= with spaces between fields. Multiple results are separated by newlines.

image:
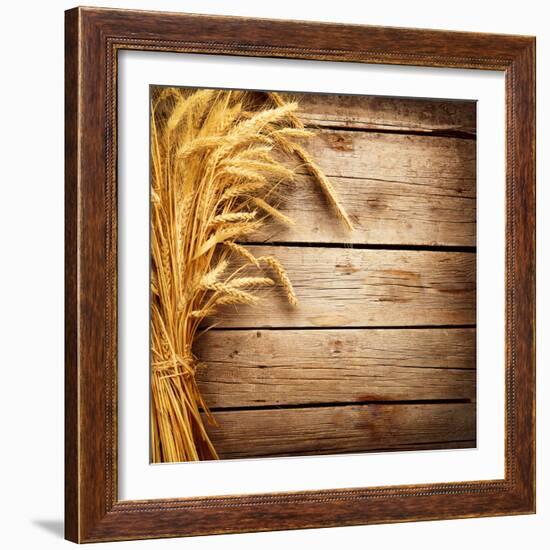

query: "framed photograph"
xmin=65 ymin=7 xmax=535 ymax=543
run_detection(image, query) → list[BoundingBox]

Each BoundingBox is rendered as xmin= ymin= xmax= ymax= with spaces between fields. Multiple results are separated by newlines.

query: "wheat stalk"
xmin=267 ymin=91 xmax=354 ymax=230
xmin=150 ymin=86 xmax=350 ymax=462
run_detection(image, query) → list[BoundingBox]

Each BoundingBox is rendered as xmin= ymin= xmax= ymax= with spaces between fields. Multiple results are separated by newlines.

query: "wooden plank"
xmin=279 ymin=92 xmax=477 ymax=135
xmin=345 ymin=440 xmax=477 ymax=453
xmin=213 ymin=246 xmax=476 ymax=327
xmin=252 ymin=173 xmax=476 ymax=246
xmin=247 ymin=130 xmax=476 ymax=246
xmin=195 ymin=328 xmax=476 ymax=407
xmin=204 ymin=403 xmax=476 ymax=458
xmin=301 ymin=130 xmax=475 ymax=194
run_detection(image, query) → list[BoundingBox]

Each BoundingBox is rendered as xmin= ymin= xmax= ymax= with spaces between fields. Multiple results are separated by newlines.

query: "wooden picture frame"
xmin=65 ymin=6 xmax=536 ymax=543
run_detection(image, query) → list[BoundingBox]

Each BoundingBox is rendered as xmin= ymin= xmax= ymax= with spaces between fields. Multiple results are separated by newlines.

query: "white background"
xmin=0 ymin=1 xmax=547 ymax=549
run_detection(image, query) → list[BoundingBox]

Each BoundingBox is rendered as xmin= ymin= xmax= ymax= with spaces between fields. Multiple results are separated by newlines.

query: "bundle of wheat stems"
xmin=150 ymin=87 xmax=351 ymax=462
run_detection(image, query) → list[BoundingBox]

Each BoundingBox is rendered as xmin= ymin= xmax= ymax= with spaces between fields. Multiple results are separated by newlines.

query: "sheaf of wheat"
xmin=151 ymin=86 xmax=351 ymax=462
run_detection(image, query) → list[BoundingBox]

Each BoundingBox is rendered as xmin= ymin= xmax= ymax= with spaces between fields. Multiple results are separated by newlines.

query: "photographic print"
xmin=149 ymin=86 xmax=476 ymax=463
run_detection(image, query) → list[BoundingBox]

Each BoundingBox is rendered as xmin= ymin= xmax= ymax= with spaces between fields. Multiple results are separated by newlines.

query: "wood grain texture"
xmin=204 ymin=403 xmax=476 ymax=458
xmin=509 ymin=43 xmax=536 ymax=510
xmin=253 ymin=173 xmax=476 ymax=246
xmin=64 ymin=8 xmax=79 ymax=543
xmin=249 ymin=129 xmax=476 ymax=246
xmin=65 ymin=6 xmax=535 ymax=543
xmin=280 ymin=92 xmax=477 ymax=135
xmin=213 ymin=246 xmax=475 ymax=327
xmin=195 ymin=328 xmax=476 ymax=407
xmin=302 ymin=130 xmax=475 ymax=189
xmin=176 ymin=93 xmax=476 ymax=457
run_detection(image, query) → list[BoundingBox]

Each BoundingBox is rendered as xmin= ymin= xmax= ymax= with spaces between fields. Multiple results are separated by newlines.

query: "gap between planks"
xmin=240 ymin=241 xmax=476 ymax=253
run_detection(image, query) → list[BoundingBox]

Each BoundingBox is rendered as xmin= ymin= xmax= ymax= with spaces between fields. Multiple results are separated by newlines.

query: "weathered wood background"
xmin=195 ymin=92 xmax=476 ymax=459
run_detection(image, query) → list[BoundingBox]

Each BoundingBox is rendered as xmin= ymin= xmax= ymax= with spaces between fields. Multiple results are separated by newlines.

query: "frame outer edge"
xmin=512 ymin=38 xmax=536 ymax=513
xmin=73 ymin=6 xmax=112 ymax=543
xmin=65 ymin=6 xmax=80 ymax=544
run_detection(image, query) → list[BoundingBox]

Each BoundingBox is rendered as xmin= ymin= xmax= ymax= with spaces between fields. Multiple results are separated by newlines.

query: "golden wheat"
xmin=150 ymin=86 xmax=350 ymax=462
